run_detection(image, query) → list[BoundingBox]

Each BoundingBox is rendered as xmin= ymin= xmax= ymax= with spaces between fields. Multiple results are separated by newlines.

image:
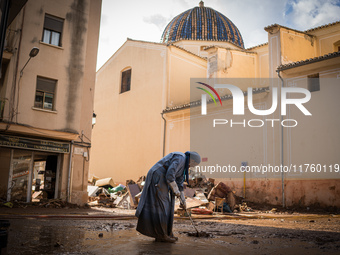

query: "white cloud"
xmin=284 ymin=0 xmax=340 ymax=30
xmin=143 ymin=14 xmax=169 ymax=31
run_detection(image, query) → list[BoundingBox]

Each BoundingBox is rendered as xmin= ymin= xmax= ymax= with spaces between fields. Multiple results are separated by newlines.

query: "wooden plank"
xmin=174 ymin=197 xmax=206 ymax=212
xmin=186 ymin=197 xmax=207 ymax=209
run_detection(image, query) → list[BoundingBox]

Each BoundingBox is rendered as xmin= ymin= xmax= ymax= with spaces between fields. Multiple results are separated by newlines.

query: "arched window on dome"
xmin=120 ymin=67 xmax=132 ymax=93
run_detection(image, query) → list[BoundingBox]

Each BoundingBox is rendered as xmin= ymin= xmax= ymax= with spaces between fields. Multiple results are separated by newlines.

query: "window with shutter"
xmin=121 ymin=69 xmax=132 ymax=93
xmin=34 ymin=77 xmax=57 ymax=110
xmin=42 ymin=14 xmax=64 ymax=47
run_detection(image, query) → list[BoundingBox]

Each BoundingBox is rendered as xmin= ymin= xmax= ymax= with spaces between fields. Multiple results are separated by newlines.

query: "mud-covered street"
xmin=1 ymin=207 xmax=340 ymax=255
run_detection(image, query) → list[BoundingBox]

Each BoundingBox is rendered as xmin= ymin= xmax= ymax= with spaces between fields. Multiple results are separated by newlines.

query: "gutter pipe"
xmin=161 ymin=112 xmax=166 ymax=157
xmin=276 ymin=70 xmax=285 ymax=208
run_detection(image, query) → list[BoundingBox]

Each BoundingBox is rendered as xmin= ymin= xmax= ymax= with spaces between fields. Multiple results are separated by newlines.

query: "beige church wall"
xmin=174 ymin=40 xmax=241 ymax=57
xmin=164 ymin=109 xmax=191 ymax=155
xmin=252 ymin=44 xmax=270 ymax=79
xmin=191 ymin=108 xmax=266 ymax=177
xmin=163 ymin=92 xmax=285 ymax=208
xmin=282 ymin=76 xmax=340 ymax=179
xmin=184 ymin=72 xmax=340 ymax=208
xmin=167 ymin=46 xmax=207 ymax=107
xmin=258 ymin=52 xmax=269 ymax=78
xmin=284 ymin=179 xmax=339 ymax=207
xmin=205 ymin=44 xmax=270 ymax=80
xmin=190 ymin=91 xmax=281 ymax=172
xmin=190 ymin=74 xmax=340 ymax=207
xmin=221 ymin=50 xmax=257 ymax=79
xmin=280 ymin=28 xmax=316 ymax=65
xmin=273 ymin=65 xmax=340 ymax=207
xmin=173 ymin=41 xmax=203 ymax=56
xmin=266 ymin=28 xmax=282 ymax=78
xmin=219 ymin=178 xmax=339 ymax=207
xmin=91 ymin=41 xmax=167 ymax=183
xmin=219 ymin=179 xmax=284 ymax=206
xmin=186 ymin=89 xmax=283 ymax=203
xmin=310 ymin=24 xmax=340 ymax=56
xmin=206 ymin=48 xmax=257 ymax=82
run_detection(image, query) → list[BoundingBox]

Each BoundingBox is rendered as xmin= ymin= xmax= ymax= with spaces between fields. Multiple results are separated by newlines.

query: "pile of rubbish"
xmin=176 ymin=176 xmax=242 ymax=216
xmin=87 ymin=174 xmax=248 ymax=215
xmin=87 ymin=176 xmax=145 ymax=209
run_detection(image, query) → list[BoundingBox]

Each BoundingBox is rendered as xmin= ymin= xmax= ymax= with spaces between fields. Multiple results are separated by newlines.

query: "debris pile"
xmin=176 ymin=174 xmax=245 ymax=215
xmin=235 ymin=202 xmax=254 ymax=212
xmin=87 ymin=174 xmax=248 ymax=215
xmin=87 ymin=176 xmax=145 ymax=209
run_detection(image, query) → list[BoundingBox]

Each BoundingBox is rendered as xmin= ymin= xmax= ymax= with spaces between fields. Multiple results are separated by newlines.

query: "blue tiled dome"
xmin=161 ymin=1 xmax=244 ymax=48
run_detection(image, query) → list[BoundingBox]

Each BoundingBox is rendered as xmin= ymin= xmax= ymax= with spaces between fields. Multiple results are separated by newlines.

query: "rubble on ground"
xmin=86 ymin=172 xmax=249 ymax=216
xmin=175 ymin=175 xmax=246 ymax=215
xmin=87 ymin=176 xmax=146 ymax=209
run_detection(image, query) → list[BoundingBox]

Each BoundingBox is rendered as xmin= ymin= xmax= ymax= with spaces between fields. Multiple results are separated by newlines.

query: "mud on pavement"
xmin=4 ymin=215 xmax=340 ymax=255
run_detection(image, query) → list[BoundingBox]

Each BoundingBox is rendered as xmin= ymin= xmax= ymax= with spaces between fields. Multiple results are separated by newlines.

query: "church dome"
xmin=161 ymin=1 xmax=244 ymax=48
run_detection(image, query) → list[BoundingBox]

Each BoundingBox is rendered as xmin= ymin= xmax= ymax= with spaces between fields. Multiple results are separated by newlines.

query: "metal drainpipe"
xmin=276 ymin=70 xmax=285 ymax=208
xmin=67 ymin=141 xmax=74 ymax=203
xmin=161 ymin=112 xmax=166 ymax=157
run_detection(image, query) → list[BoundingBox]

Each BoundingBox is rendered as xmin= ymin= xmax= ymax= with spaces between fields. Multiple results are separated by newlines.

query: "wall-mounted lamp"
xmin=20 ymin=47 xmax=39 ymax=77
xmin=92 ymin=112 xmax=97 ymax=127
xmin=29 ymin=47 xmax=39 ymax=57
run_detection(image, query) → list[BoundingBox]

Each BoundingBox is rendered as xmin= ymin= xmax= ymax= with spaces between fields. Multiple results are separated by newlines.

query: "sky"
xmin=96 ymin=0 xmax=340 ymax=70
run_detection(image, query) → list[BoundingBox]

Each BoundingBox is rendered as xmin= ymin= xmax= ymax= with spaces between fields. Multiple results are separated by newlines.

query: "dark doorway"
xmin=32 ymin=153 xmax=59 ymax=201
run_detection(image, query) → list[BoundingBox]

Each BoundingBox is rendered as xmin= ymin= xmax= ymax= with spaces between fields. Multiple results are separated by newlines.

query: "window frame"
xmin=34 ymin=77 xmax=57 ymax=111
xmin=120 ymin=68 xmax=132 ymax=93
xmin=42 ymin=14 xmax=64 ymax=47
xmin=333 ymin=40 xmax=340 ymax=52
xmin=307 ymin=73 xmax=320 ymax=92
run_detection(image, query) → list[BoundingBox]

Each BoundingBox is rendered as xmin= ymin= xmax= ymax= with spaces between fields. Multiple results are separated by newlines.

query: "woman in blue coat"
xmin=135 ymin=151 xmax=201 ymax=242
